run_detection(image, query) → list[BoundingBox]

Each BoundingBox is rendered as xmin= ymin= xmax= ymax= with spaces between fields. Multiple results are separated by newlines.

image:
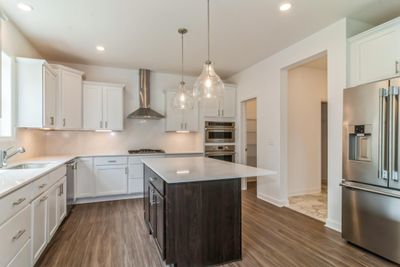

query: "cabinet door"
xmin=103 ymin=86 xmax=124 ymax=130
xmin=183 ymin=103 xmax=199 ymax=132
xmin=95 ymin=165 xmax=128 ymax=196
xmin=83 ymin=84 xmax=103 ymax=130
xmin=47 ymin=184 xmax=58 ymax=240
xmin=43 ymin=66 xmax=57 ymax=128
xmin=350 ymin=27 xmax=400 ymax=86
xmin=221 ymin=85 xmax=236 ymax=118
xmin=155 ymin=192 xmax=165 ymax=259
xmin=32 ymin=194 xmax=48 ymax=264
xmin=165 ymin=92 xmax=184 ymax=131
xmin=203 ymin=97 xmax=220 ymax=117
xmin=57 ymin=178 xmax=67 ymax=223
xmin=60 ymin=70 xmax=82 ymax=129
xmin=76 ymin=158 xmax=95 ymax=198
xmin=7 ymin=239 xmax=31 ymax=267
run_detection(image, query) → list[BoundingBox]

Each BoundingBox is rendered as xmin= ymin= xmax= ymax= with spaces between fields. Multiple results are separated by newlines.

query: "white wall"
xmin=0 ymin=19 xmax=46 ymax=162
xmin=229 ymin=18 xmax=349 ymax=232
xmin=288 ymin=66 xmax=327 ymax=196
xmin=44 ymin=62 xmax=203 ymax=155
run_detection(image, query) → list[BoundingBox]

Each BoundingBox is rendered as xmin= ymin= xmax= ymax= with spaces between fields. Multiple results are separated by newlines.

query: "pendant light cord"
xmin=207 ymin=0 xmax=210 ymax=62
xmin=181 ymin=31 xmax=184 ymax=83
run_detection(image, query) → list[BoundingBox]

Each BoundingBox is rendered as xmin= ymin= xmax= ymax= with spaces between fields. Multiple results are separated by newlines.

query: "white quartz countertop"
xmin=0 ymin=156 xmax=75 ymax=198
xmin=142 ymin=157 xmax=276 ymax=183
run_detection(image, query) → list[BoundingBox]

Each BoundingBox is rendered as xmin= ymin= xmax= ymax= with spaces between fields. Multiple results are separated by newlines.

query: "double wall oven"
xmin=205 ymin=121 xmax=236 ymax=162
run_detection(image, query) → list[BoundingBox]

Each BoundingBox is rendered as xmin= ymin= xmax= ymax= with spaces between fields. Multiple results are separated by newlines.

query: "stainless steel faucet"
xmin=0 ymin=146 xmax=26 ymax=167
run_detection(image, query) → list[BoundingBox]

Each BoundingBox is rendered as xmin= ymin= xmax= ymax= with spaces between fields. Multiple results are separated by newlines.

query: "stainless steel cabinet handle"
xmin=12 ymin=229 xmax=26 ymax=241
xmin=108 ymin=160 xmax=117 ymax=163
xmin=218 ymin=109 xmax=220 ymax=116
xmin=396 ymin=60 xmax=399 ymax=74
xmin=40 ymin=195 xmax=48 ymax=202
xmin=105 ymin=121 xmax=108 ymax=128
xmin=222 ymin=109 xmax=224 ymax=116
xmin=125 ymin=167 xmax=128 ymax=175
xmin=63 ymin=118 xmax=66 ymax=127
xmin=389 ymin=86 xmax=399 ymax=181
xmin=12 ymin=198 xmax=26 ymax=206
xmin=149 ymin=177 xmax=156 ymax=182
xmin=59 ymin=184 xmax=64 ymax=196
xmin=50 ymin=116 xmax=54 ymax=125
xmin=378 ymin=88 xmax=388 ymax=180
xmin=100 ymin=121 xmax=103 ymax=128
xmin=38 ymin=183 xmax=47 ymax=189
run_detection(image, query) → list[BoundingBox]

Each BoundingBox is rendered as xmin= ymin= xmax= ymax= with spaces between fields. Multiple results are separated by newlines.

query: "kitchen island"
xmin=142 ymin=157 xmax=275 ymax=266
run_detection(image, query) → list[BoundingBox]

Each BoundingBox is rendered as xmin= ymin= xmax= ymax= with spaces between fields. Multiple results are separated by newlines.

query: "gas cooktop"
xmin=128 ymin=149 xmax=165 ymax=154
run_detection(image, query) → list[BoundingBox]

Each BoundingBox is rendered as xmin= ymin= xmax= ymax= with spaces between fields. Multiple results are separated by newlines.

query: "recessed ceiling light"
xmin=96 ymin=45 xmax=105 ymax=52
xmin=279 ymin=2 xmax=292 ymax=12
xmin=17 ymin=2 xmax=33 ymax=12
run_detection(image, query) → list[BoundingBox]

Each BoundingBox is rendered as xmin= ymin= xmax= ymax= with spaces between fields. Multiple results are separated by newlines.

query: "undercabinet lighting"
xmin=176 ymin=170 xmax=190 ymax=174
xmin=279 ymin=2 xmax=292 ymax=11
xmin=176 ymin=130 xmax=190 ymax=133
xmin=95 ymin=129 xmax=112 ymax=133
xmin=96 ymin=45 xmax=105 ymax=52
xmin=17 ymin=2 xmax=33 ymax=12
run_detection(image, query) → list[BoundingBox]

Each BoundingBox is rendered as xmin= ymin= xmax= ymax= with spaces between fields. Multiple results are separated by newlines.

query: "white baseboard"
xmin=325 ymin=218 xmax=341 ymax=232
xmin=74 ymin=193 xmax=143 ymax=204
xmin=257 ymin=193 xmax=288 ymax=207
xmin=288 ymin=187 xmax=321 ymax=197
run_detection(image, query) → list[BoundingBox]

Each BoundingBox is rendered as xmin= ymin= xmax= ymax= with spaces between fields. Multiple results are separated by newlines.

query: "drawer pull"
xmin=12 ymin=198 xmax=26 ymax=206
xmin=108 ymin=160 xmax=117 ymax=163
xmin=149 ymin=177 xmax=157 ymax=182
xmin=12 ymin=229 xmax=26 ymax=241
xmin=40 ymin=196 xmax=48 ymax=202
xmin=38 ymin=183 xmax=47 ymax=189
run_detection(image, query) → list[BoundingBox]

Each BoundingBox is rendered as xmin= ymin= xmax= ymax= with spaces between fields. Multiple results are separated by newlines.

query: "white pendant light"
xmin=172 ymin=28 xmax=194 ymax=110
xmin=193 ymin=0 xmax=224 ymax=100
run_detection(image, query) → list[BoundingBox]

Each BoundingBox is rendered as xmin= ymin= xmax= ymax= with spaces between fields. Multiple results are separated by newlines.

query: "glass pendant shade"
xmin=193 ymin=61 xmax=224 ymax=99
xmin=172 ymin=81 xmax=194 ymax=110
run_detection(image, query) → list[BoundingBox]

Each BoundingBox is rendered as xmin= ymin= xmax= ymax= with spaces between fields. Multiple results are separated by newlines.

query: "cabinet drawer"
xmin=0 ymin=205 xmax=31 ymax=267
xmin=94 ymin=156 xmax=128 ymax=166
xmin=129 ymin=164 xmax=144 ymax=179
xmin=32 ymin=175 xmax=50 ymax=199
xmin=48 ymin=165 xmax=67 ymax=185
xmin=7 ymin=239 xmax=31 ymax=267
xmin=145 ymin=167 xmax=164 ymax=195
xmin=129 ymin=155 xmax=164 ymax=164
xmin=128 ymin=178 xmax=144 ymax=194
xmin=0 ymin=184 xmax=32 ymax=225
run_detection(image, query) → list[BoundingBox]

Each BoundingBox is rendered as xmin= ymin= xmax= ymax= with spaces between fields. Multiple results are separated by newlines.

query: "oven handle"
xmin=205 ymin=127 xmax=235 ymax=130
xmin=205 ymin=152 xmax=236 ymax=156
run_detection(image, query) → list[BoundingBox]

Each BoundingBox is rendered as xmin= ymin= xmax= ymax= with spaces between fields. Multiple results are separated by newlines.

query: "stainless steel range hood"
xmin=127 ymin=69 xmax=165 ymax=119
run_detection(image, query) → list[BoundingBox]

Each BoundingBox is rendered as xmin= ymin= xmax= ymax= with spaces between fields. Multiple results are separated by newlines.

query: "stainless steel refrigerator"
xmin=342 ymin=78 xmax=400 ymax=264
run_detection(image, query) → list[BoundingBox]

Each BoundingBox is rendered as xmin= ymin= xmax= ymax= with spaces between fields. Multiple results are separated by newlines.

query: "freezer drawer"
xmin=342 ymin=185 xmax=400 ymax=264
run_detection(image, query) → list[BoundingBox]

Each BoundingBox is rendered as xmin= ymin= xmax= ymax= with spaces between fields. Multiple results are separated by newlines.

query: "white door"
xmin=203 ymin=97 xmax=220 ymax=117
xmin=165 ymin=92 xmax=184 ymax=131
xmin=83 ymin=84 xmax=103 ymax=130
xmin=47 ymin=184 xmax=58 ymax=240
xmin=76 ymin=158 xmax=95 ymax=198
xmin=31 ymin=193 xmax=48 ymax=264
xmin=183 ymin=104 xmax=199 ymax=132
xmin=353 ymin=27 xmax=400 ymax=85
xmin=60 ymin=70 xmax=82 ymax=129
xmin=43 ymin=66 xmax=57 ymax=128
xmin=95 ymin=165 xmax=128 ymax=196
xmin=103 ymin=86 xmax=124 ymax=130
xmin=57 ymin=178 xmax=67 ymax=223
xmin=221 ymin=85 xmax=236 ymax=118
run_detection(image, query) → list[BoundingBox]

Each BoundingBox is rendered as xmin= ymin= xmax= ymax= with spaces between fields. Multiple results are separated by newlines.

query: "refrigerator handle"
xmin=379 ymin=88 xmax=388 ymax=180
xmin=390 ymin=86 xmax=399 ymax=182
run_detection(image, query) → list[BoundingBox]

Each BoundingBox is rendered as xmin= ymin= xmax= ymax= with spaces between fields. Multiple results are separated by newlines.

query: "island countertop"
xmin=141 ymin=156 xmax=276 ymax=183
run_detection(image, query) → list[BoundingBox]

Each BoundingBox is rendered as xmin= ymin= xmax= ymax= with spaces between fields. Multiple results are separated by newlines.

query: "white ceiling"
xmin=1 ymin=0 xmax=400 ymax=78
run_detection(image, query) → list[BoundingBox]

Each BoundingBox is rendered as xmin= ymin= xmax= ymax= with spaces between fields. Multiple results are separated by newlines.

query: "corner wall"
xmin=229 ymin=18 xmax=348 ymax=231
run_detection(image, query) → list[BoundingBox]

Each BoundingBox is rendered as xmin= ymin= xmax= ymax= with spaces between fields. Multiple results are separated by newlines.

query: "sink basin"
xmin=6 ymin=163 xmax=52 ymax=170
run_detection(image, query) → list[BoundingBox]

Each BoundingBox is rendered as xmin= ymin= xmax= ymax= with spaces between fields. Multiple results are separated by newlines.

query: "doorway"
xmin=286 ymin=55 xmax=328 ymax=222
xmin=242 ymin=98 xmax=257 ymax=193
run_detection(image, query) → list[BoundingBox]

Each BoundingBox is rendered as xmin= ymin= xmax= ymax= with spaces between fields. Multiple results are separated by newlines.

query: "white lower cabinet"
xmin=31 ymin=193 xmax=48 ymax=264
xmin=76 ymin=157 xmax=95 ymax=198
xmin=7 ymin=240 xmax=31 ymax=267
xmin=57 ymin=178 xmax=67 ymax=223
xmin=128 ymin=178 xmax=143 ymax=194
xmin=95 ymin=165 xmax=128 ymax=196
xmin=47 ymin=184 xmax=58 ymax=240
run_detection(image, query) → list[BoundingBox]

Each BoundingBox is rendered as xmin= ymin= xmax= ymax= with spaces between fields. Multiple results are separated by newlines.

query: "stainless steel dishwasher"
xmin=66 ymin=160 xmax=77 ymax=215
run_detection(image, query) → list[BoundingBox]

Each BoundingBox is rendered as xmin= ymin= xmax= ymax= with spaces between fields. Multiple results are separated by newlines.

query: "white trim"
xmin=257 ymin=192 xmax=288 ymax=207
xmin=83 ymin=80 xmax=125 ymax=89
xmin=348 ymin=16 xmax=400 ymax=42
xmin=74 ymin=193 xmax=143 ymax=204
xmin=325 ymin=218 xmax=341 ymax=232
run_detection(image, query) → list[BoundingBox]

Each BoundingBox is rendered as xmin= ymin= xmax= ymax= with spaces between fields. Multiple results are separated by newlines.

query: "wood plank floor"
xmin=37 ymin=185 xmax=397 ymax=267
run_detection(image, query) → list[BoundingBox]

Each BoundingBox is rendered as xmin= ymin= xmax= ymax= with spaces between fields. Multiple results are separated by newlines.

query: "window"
xmin=0 ymin=52 xmax=14 ymax=138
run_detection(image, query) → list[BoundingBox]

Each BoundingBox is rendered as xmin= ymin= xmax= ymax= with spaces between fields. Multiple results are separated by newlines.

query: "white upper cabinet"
xmin=52 ymin=65 xmax=84 ymax=130
xmin=203 ymin=84 xmax=236 ymax=118
xmin=165 ymin=91 xmax=199 ymax=132
xmin=16 ymin=58 xmax=58 ymax=128
xmin=83 ymin=81 xmax=124 ymax=131
xmin=349 ymin=18 xmax=400 ymax=86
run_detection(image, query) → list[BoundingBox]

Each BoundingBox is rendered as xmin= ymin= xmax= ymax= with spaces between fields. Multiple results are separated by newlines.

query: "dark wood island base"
xmin=144 ymin=165 xmax=242 ymax=266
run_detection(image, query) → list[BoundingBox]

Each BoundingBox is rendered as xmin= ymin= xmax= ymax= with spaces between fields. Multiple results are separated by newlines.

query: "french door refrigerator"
xmin=342 ymin=77 xmax=400 ymax=264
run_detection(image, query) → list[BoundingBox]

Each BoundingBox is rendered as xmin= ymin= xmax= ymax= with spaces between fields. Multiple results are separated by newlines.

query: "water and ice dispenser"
xmin=348 ymin=124 xmax=372 ymax=162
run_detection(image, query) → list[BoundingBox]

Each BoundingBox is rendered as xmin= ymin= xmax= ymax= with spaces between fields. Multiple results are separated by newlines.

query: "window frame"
xmin=0 ymin=51 xmax=16 ymax=140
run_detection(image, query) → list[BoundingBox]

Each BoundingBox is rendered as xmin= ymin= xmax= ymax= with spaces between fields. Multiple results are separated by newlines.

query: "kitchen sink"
xmin=6 ymin=163 xmax=52 ymax=170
